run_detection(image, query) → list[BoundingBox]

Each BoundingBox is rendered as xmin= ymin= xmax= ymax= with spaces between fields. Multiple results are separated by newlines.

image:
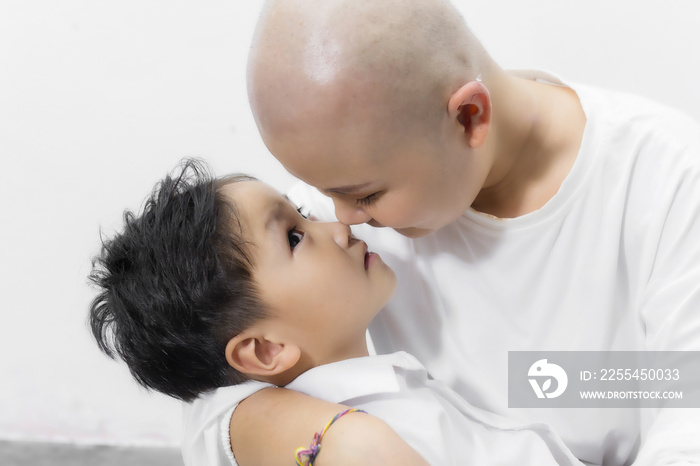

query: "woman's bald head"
xmin=247 ymin=0 xmax=495 ymax=137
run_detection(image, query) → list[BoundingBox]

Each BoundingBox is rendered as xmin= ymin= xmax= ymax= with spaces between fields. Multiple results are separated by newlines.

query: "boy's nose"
xmin=332 ymin=197 xmax=372 ymax=226
xmin=327 ymin=221 xmax=353 ymax=248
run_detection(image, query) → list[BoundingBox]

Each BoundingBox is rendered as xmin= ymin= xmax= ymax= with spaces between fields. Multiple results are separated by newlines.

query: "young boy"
xmin=89 ymin=160 xmax=582 ymax=466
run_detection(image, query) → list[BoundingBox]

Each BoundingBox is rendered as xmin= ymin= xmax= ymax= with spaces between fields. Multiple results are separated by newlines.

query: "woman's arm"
xmin=230 ymin=387 xmax=428 ymax=466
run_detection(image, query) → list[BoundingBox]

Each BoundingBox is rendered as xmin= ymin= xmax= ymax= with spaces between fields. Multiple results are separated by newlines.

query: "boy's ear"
xmin=225 ymin=332 xmax=301 ymax=377
xmin=447 ymin=80 xmax=491 ymax=148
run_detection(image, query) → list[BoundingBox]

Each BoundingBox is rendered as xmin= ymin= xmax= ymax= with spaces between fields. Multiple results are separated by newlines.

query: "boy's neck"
xmin=471 ymin=72 xmax=586 ymax=219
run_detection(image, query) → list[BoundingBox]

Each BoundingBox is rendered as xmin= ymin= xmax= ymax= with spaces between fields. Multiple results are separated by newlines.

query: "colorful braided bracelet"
xmin=294 ymin=408 xmax=367 ymax=466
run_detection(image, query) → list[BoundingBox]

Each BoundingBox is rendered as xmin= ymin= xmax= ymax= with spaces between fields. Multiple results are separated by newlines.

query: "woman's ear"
xmin=447 ymin=80 xmax=491 ymax=148
xmin=225 ymin=332 xmax=301 ymax=377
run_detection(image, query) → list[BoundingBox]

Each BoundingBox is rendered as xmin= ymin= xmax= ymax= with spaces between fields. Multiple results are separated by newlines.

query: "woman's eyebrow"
xmin=323 ymin=182 xmax=373 ymax=195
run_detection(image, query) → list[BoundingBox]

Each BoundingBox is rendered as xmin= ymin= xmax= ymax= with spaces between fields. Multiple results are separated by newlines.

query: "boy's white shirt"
xmin=181 ymin=351 xmax=583 ymax=466
xmin=287 ymin=71 xmax=700 ymax=465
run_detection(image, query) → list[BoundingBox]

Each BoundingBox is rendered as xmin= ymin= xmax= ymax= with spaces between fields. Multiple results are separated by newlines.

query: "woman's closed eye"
xmin=356 ymin=192 xmax=379 ymax=207
xmin=288 ymin=228 xmax=304 ymax=250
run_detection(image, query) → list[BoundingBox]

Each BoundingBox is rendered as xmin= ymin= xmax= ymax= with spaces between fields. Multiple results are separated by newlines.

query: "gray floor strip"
xmin=0 ymin=440 xmax=184 ymax=466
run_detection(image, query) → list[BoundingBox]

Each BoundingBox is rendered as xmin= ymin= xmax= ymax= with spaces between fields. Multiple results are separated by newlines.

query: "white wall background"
xmin=1 ymin=0 xmax=698 ymax=448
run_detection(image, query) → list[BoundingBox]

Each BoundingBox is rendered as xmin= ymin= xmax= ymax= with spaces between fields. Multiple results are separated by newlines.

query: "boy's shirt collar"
xmin=286 ymin=351 xmax=424 ymax=403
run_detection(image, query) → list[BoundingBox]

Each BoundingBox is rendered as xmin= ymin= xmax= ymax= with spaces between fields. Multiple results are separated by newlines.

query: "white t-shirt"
xmin=182 ymin=352 xmax=582 ymax=466
xmin=287 ymin=72 xmax=700 ymax=465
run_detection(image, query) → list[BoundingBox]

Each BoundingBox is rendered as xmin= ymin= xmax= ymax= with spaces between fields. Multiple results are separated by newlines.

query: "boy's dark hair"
xmin=88 ymin=159 xmax=265 ymax=402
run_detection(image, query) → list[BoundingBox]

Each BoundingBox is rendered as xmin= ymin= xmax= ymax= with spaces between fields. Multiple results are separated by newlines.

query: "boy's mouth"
xmin=364 ymin=252 xmax=379 ymax=270
xmin=359 ymin=240 xmax=379 ymax=270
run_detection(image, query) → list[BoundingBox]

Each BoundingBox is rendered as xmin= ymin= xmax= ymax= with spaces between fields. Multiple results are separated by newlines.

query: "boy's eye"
xmin=288 ymin=229 xmax=304 ymax=250
xmin=356 ymin=192 xmax=379 ymax=207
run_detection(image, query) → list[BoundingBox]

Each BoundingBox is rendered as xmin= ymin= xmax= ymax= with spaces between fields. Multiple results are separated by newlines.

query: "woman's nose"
xmin=332 ymin=196 xmax=372 ymax=226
